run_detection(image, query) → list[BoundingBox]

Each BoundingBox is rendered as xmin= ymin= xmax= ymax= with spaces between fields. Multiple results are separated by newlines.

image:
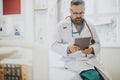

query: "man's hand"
xmin=81 ymin=46 xmax=93 ymax=54
xmin=68 ymin=44 xmax=80 ymax=53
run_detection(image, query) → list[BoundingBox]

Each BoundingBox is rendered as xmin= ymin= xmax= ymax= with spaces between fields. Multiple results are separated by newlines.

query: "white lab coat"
xmin=51 ymin=17 xmax=112 ymax=80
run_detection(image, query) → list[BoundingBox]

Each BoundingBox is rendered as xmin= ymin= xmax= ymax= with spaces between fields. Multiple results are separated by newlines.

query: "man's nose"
xmin=76 ymin=14 xmax=82 ymax=17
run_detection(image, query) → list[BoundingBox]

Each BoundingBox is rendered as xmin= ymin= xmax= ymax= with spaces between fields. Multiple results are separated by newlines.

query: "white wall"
xmin=0 ymin=0 xmax=49 ymax=80
xmin=0 ymin=0 xmax=34 ymax=42
xmin=101 ymin=47 xmax=120 ymax=80
xmin=0 ymin=0 xmax=2 ymax=16
xmin=24 ymin=0 xmax=34 ymax=42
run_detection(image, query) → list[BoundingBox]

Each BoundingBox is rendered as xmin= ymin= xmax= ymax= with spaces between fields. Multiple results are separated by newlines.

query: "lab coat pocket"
xmin=61 ymin=29 xmax=73 ymax=42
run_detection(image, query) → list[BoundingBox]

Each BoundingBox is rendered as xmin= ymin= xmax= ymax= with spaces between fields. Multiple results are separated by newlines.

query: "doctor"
xmin=51 ymin=0 xmax=112 ymax=80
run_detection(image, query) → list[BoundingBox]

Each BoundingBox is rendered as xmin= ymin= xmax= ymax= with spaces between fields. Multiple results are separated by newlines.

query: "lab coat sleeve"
xmin=89 ymin=23 xmax=101 ymax=56
xmin=51 ymin=23 xmax=69 ymax=57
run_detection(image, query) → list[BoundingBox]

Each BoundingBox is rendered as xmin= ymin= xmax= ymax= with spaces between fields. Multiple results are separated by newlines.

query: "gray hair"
xmin=70 ymin=0 xmax=85 ymax=6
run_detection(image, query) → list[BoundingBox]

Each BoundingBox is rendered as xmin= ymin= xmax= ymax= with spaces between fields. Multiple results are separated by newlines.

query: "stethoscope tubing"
xmin=71 ymin=19 xmax=93 ymax=39
xmin=65 ymin=16 xmax=95 ymax=44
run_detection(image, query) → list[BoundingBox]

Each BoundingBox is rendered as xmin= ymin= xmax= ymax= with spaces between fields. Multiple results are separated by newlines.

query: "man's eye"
xmin=73 ymin=12 xmax=78 ymax=14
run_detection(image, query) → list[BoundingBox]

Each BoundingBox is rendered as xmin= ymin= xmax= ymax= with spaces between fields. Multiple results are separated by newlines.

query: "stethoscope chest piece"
xmin=91 ymin=39 xmax=95 ymax=44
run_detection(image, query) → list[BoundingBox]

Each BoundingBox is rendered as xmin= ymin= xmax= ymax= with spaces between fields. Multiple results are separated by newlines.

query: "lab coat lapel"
xmin=80 ymin=23 xmax=91 ymax=38
xmin=72 ymin=24 xmax=78 ymax=33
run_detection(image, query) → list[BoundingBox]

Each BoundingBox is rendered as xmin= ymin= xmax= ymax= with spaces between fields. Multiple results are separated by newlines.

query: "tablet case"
xmin=74 ymin=37 xmax=91 ymax=50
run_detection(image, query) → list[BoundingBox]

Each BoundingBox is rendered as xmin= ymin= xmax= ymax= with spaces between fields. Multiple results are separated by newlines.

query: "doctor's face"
xmin=70 ymin=4 xmax=85 ymax=24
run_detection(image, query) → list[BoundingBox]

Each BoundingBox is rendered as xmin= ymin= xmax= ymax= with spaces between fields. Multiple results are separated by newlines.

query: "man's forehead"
xmin=71 ymin=5 xmax=85 ymax=11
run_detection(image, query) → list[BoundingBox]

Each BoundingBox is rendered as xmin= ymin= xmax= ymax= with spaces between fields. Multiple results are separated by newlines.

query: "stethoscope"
xmin=70 ymin=19 xmax=95 ymax=45
xmin=84 ymin=20 xmax=95 ymax=44
xmin=71 ymin=20 xmax=84 ymax=37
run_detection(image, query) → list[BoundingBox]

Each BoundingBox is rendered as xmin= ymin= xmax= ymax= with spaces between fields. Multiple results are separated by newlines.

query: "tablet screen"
xmin=74 ymin=37 xmax=91 ymax=50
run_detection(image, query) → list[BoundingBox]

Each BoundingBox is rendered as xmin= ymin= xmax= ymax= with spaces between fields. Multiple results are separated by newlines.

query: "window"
xmin=58 ymin=0 xmax=120 ymax=45
xmin=85 ymin=0 xmax=120 ymax=43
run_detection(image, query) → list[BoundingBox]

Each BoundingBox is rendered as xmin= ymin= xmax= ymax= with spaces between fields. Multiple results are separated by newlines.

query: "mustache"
xmin=75 ymin=17 xmax=82 ymax=19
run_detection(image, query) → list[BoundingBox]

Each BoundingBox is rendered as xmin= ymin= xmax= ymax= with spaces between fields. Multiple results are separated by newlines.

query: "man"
xmin=51 ymin=0 xmax=112 ymax=80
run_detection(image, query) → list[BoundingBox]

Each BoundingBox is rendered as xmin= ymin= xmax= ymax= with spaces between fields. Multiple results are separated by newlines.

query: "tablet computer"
xmin=74 ymin=37 xmax=91 ymax=50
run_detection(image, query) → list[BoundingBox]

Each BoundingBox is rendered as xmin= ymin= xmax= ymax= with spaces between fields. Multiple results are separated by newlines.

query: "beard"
xmin=73 ymin=17 xmax=84 ymax=25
